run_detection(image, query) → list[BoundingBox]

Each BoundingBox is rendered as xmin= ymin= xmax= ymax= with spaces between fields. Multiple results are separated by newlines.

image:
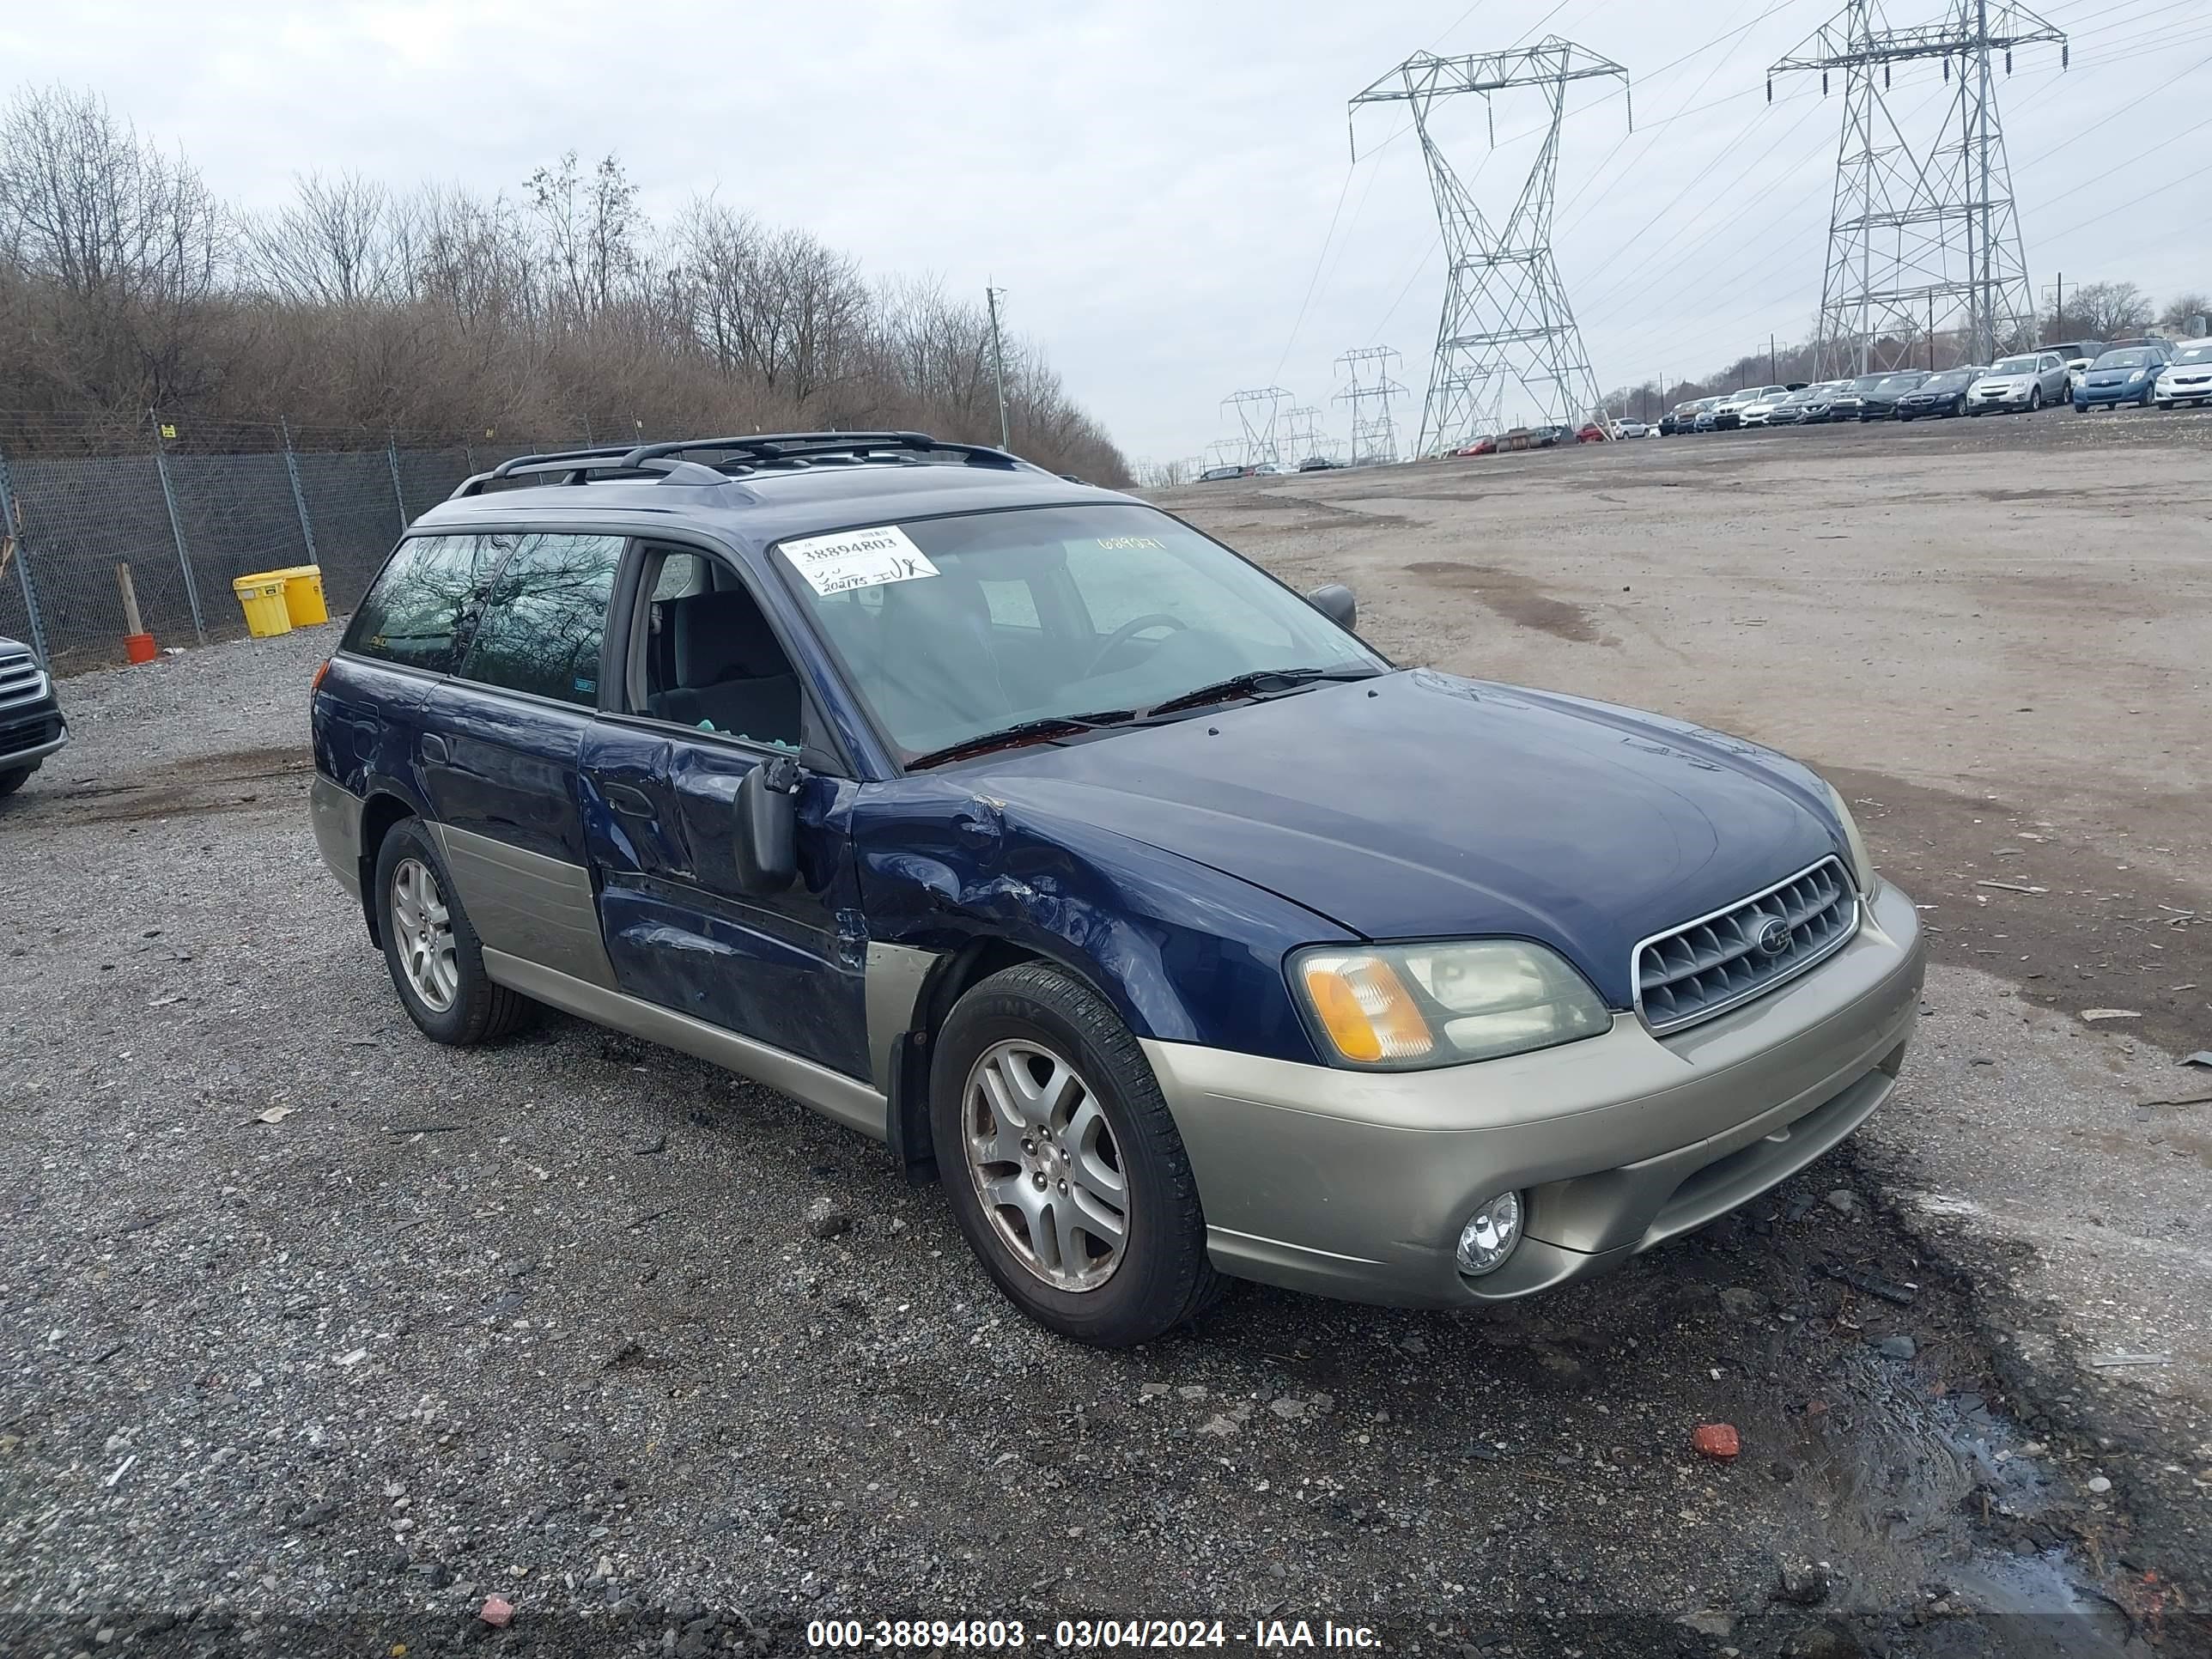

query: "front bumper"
xmin=2157 ymin=379 xmax=2211 ymax=403
xmin=2076 ymin=380 xmax=2152 ymax=406
xmin=1145 ymin=879 xmax=1924 ymax=1307
xmin=1968 ymin=386 xmax=2033 ymax=410
xmin=0 ymin=705 xmax=67 ymax=771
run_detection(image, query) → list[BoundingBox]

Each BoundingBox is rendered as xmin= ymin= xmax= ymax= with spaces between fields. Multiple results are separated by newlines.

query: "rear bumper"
xmin=1145 ymin=879 xmax=1924 ymax=1308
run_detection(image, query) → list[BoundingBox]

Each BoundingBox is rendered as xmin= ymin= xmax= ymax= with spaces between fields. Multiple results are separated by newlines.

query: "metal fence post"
xmin=280 ymin=416 xmax=319 ymax=562
xmin=151 ymin=420 xmax=209 ymax=642
xmin=386 ymin=431 xmax=409 ymax=530
xmin=0 ymin=449 xmax=52 ymax=667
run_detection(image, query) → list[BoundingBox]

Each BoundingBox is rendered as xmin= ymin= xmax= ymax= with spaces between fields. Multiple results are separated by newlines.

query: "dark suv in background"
xmin=0 ymin=635 xmax=67 ymax=795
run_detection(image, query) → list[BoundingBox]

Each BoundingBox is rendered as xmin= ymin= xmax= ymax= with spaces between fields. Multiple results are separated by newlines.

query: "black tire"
xmin=373 ymin=817 xmax=533 ymax=1045
xmin=0 ymin=763 xmax=33 ymax=797
xmin=2028 ymin=386 xmax=2043 ymax=410
xmin=930 ymin=962 xmax=1225 ymax=1346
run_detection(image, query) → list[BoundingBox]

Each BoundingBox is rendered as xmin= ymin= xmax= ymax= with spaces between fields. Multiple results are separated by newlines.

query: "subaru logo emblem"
xmin=1754 ymin=918 xmax=1791 ymax=957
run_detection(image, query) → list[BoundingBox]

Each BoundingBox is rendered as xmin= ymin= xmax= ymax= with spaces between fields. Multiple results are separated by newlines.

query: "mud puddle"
xmin=18 ymin=744 xmax=312 ymax=825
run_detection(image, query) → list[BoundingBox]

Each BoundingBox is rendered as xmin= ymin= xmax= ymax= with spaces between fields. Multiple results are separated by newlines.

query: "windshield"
xmin=2173 ymin=343 xmax=2212 ymax=365
xmin=1991 ymin=355 xmax=2041 ymax=375
xmin=1922 ymin=370 xmax=1975 ymax=391
xmin=1849 ymin=376 xmax=1885 ymax=392
xmin=2094 ymin=347 xmax=2158 ymax=368
xmin=779 ymin=503 xmax=1384 ymax=761
xmin=1873 ymin=374 xmax=1924 ymax=393
xmin=1729 ymin=387 xmax=1760 ymax=400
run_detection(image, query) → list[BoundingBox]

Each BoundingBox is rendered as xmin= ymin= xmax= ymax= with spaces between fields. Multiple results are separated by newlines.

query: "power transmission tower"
xmin=1222 ymin=386 xmax=1292 ymax=466
xmin=1350 ymin=40 xmax=1629 ymax=453
xmin=1333 ymin=346 xmax=1409 ymax=464
xmin=1771 ymin=0 xmax=2064 ymax=375
xmin=1280 ymin=404 xmax=1328 ymax=463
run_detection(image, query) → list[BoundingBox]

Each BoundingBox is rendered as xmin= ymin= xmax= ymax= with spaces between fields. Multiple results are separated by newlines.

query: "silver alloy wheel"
xmin=962 ymin=1038 xmax=1128 ymax=1291
xmin=390 ymin=855 xmax=459 ymax=1013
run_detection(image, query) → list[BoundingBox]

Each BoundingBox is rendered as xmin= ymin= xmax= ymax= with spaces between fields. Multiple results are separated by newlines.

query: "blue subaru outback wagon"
xmin=310 ymin=431 xmax=1924 ymax=1346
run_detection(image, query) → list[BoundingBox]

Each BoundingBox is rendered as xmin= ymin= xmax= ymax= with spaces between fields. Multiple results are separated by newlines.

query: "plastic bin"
xmin=232 ymin=572 xmax=293 ymax=638
xmin=273 ymin=564 xmax=329 ymax=627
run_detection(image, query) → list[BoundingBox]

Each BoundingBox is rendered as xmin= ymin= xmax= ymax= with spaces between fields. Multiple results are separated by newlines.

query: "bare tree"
xmin=242 ymin=172 xmax=415 ymax=307
xmin=2159 ymin=290 xmax=2210 ymax=334
xmin=0 ymin=83 xmax=225 ymax=406
xmin=2063 ymin=281 xmax=2154 ymax=341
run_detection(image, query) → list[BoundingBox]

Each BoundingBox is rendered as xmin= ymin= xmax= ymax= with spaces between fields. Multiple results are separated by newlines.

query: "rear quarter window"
xmin=344 ymin=534 xmax=502 ymax=674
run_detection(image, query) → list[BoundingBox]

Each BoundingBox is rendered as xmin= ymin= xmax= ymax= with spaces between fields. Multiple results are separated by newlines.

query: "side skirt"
xmin=480 ymin=947 xmax=889 ymax=1143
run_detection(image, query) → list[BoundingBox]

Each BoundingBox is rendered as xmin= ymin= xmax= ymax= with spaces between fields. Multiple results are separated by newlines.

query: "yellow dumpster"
xmin=273 ymin=564 xmax=329 ymax=627
xmin=232 ymin=572 xmax=293 ymax=638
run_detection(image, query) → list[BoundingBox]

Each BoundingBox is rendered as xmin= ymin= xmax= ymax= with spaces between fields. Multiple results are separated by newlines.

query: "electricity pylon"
xmin=1280 ymin=404 xmax=1328 ymax=462
xmin=1771 ymin=0 xmax=2064 ymax=374
xmin=1333 ymin=346 xmax=1409 ymax=464
xmin=1222 ymin=386 xmax=1292 ymax=465
xmin=1350 ymin=39 xmax=1629 ymax=453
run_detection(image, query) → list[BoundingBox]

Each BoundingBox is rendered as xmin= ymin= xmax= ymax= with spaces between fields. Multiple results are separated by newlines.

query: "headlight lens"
xmin=1822 ymin=779 xmax=1881 ymax=898
xmin=1292 ymin=940 xmax=1611 ymax=1070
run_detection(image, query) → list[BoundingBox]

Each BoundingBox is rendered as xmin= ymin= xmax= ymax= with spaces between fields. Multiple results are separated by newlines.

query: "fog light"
xmin=1455 ymin=1191 xmax=1524 ymax=1277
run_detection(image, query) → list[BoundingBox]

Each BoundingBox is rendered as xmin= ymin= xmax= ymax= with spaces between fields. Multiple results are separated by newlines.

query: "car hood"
xmin=1975 ymin=374 xmax=2033 ymax=390
xmin=969 ymin=669 xmax=1844 ymax=1006
xmin=2086 ymin=368 xmax=2150 ymax=384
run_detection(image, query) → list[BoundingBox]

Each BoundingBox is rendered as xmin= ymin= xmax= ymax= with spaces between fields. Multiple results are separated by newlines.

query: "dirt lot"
xmin=3 ymin=410 xmax=2209 ymax=1657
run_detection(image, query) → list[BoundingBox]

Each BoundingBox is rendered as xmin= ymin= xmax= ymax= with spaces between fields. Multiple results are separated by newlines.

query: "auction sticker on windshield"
xmin=781 ymin=525 xmax=939 ymax=596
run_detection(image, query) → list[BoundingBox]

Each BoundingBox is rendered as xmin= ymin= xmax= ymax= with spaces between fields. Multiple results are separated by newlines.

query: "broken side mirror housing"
xmin=733 ymin=755 xmax=803 ymax=893
xmin=1307 ymin=582 xmax=1358 ymax=633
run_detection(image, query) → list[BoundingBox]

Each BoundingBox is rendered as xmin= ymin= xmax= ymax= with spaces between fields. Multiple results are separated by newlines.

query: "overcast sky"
xmin=4 ymin=0 xmax=2206 ymax=461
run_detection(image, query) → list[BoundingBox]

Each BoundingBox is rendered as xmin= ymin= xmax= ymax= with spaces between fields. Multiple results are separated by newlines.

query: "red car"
xmin=1454 ymin=435 xmax=1498 ymax=457
xmin=1575 ymin=422 xmax=1614 ymax=443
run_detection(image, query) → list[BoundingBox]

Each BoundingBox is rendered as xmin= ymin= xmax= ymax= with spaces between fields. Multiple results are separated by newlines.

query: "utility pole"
xmin=985 ymin=283 xmax=1012 ymax=449
xmin=1770 ymin=334 xmax=1778 ymax=382
xmin=1351 ymin=39 xmax=1630 ymax=451
xmin=1771 ymin=0 xmax=2064 ymax=374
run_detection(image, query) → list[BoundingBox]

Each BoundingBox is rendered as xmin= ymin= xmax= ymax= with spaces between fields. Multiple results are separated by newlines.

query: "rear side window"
xmin=345 ymin=534 xmax=498 ymax=673
xmin=458 ymin=533 xmax=627 ymax=707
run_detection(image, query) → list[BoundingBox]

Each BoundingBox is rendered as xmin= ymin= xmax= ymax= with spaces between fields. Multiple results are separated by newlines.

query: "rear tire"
xmin=374 ymin=817 xmax=533 ymax=1046
xmin=931 ymin=962 xmax=1224 ymax=1346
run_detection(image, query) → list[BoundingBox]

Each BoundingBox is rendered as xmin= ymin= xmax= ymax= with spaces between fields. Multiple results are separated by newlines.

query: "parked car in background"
xmin=1660 ymin=400 xmax=1710 ymax=434
xmin=1737 ymin=389 xmax=1795 ymax=427
xmin=1768 ymin=384 xmax=1841 ymax=425
xmin=1893 ymin=367 xmax=1981 ymax=420
xmin=2074 ymin=343 xmax=2172 ymax=411
xmin=1198 ymin=465 xmax=1246 ymax=482
xmin=1966 ymin=350 xmax=2068 ymax=413
xmin=1296 ymin=455 xmax=1337 ymax=471
xmin=1711 ymin=385 xmax=1790 ymax=430
xmin=1455 ymin=435 xmax=1498 ymax=457
xmin=0 ymin=636 xmax=66 ymax=797
xmin=311 ymin=428 xmax=1922 ymax=1345
xmin=2154 ymin=339 xmax=2212 ymax=409
xmin=1574 ymin=422 xmax=1614 ymax=443
xmin=1811 ymin=375 xmax=1885 ymax=422
xmin=1614 ymin=420 xmax=1651 ymax=439
xmin=1856 ymin=370 xmax=1931 ymax=420
xmin=2043 ymin=341 xmax=2106 ymax=397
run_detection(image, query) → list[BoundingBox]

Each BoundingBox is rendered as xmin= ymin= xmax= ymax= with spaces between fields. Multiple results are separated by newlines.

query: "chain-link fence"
xmin=0 ymin=418 xmax=586 ymax=672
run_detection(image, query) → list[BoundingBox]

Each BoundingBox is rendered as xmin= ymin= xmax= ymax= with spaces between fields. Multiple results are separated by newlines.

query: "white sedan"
xmin=2154 ymin=339 xmax=2212 ymax=409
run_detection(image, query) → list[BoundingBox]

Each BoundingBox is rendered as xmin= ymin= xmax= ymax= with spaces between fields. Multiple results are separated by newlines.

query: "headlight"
xmin=1291 ymin=940 xmax=1611 ymax=1070
xmin=1821 ymin=779 xmax=1881 ymax=898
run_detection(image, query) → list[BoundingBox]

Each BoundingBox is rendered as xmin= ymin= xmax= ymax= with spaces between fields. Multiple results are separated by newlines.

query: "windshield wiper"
xmin=904 ymin=710 xmax=1136 ymax=771
xmin=1139 ymin=666 xmax=1377 ymax=721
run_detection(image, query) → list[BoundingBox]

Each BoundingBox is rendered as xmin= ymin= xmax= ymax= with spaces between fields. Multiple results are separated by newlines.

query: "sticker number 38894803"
xmin=779 ymin=525 xmax=940 ymax=597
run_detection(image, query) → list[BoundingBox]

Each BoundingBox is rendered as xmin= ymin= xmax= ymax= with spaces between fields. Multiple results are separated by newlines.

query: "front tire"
xmin=2028 ymin=386 xmax=2043 ymax=410
xmin=374 ymin=817 xmax=532 ymax=1045
xmin=930 ymin=962 xmax=1224 ymax=1346
xmin=0 ymin=763 xmax=34 ymax=798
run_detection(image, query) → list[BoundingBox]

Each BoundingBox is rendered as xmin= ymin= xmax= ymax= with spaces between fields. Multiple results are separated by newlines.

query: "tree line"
xmin=0 ymin=84 xmax=1131 ymax=483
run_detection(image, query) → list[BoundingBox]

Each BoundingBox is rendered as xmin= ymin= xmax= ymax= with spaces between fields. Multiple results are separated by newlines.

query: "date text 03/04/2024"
xmin=804 ymin=1619 xmax=1383 ymax=1650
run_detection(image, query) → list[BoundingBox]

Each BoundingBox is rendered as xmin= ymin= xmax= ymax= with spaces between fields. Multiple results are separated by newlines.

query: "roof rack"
xmin=449 ymin=429 xmax=1024 ymax=500
xmin=617 ymin=430 xmax=1022 ymax=472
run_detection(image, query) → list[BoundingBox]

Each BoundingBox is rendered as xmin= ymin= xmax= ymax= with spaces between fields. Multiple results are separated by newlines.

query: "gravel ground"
xmin=4 ymin=427 xmax=2208 ymax=1657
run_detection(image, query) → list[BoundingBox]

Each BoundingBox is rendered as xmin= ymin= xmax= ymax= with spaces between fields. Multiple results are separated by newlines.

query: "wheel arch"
xmin=356 ymin=789 xmax=420 ymax=946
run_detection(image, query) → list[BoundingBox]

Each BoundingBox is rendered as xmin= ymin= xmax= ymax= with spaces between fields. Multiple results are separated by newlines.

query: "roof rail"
xmin=449 ymin=454 xmax=730 ymax=499
xmin=617 ymin=431 xmax=1023 ymax=472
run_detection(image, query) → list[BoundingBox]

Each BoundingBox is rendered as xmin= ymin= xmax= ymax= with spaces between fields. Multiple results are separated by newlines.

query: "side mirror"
xmin=1306 ymin=581 xmax=1358 ymax=632
xmin=733 ymin=755 xmax=804 ymax=893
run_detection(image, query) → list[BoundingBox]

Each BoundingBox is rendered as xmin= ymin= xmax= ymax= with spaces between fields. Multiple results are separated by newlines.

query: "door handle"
xmin=420 ymin=732 xmax=449 ymax=763
xmin=603 ymin=781 xmax=658 ymax=819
